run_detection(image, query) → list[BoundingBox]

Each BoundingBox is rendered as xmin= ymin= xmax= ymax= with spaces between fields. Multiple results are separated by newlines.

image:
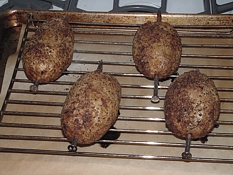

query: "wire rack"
xmin=0 ymin=12 xmax=233 ymax=164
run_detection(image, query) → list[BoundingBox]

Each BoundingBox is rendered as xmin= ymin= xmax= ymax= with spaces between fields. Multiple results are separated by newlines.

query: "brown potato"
xmin=61 ymin=70 xmax=121 ymax=145
xmin=164 ymin=70 xmax=220 ymax=139
xmin=22 ymin=17 xmax=74 ymax=83
xmin=132 ymin=21 xmax=182 ymax=80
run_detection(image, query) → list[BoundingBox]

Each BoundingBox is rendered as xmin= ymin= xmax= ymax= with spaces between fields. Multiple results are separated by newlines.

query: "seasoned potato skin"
xmin=61 ymin=70 xmax=121 ymax=145
xmin=22 ymin=17 xmax=74 ymax=83
xmin=164 ymin=70 xmax=220 ymax=139
xmin=132 ymin=21 xmax=182 ymax=80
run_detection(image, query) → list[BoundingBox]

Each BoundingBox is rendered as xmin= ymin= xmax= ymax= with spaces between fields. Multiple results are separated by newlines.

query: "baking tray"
xmin=0 ymin=10 xmax=232 ymax=163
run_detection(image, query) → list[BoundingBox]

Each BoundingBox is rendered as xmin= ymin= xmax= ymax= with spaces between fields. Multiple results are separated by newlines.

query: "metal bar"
xmin=72 ymin=27 xmax=137 ymax=32
xmin=74 ymin=40 xmax=133 ymax=46
xmin=28 ymin=19 xmax=233 ymax=29
xmin=0 ymin=111 xmax=61 ymax=117
xmin=66 ymin=71 xmax=233 ymax=79
xmin=220 ymin=109 xmax=233 ymax=113
xmin=71 ymin=60 xmax=134 ymax=66
xmin=74 ymin=49 xmax=132 ymax=56
xmin=0 ymin=122 xmax=61 ymax=129
xmin=73 ymin=30 xmax=135 ymax=36
xmin=6 ymin=88 xmax=233 ymax=100
xmin=4 ymin=100 xmax=165 ymax=110
xmin=120 ymin=106 xmax=164 ymax=111
xmin=118 ymin=116 xmax=233 ymax=125
xmin=182 ymin=44 xmax=233 ymax=48
xmin=182 ymin=54 xmax=233 ymax=59
xmin=0 ymin=134 xmax=232 ymax=151
xmin=71 ymin=28 xmax=233 ymax=37
xmin=71 ymin=24 xmax=233 ymax=31
xmin=74 ymin=40 xmax=233 ymax=49
xmin=175 ymin=25 xmax=233 ymax=29
xmin=217 ymin=120 xmax=233 ymax=125
xmin=7 ymin=89 xmax=68 ymax=95
xmin=0 ymin=135 xmax=66 ymax=142
xmin=0 ymin=147 xmax=233 ymax=163
xmin=8 ymin=80 xmax=233 ymax=92
xmin=179 ymin=64 xmax=233 ymax=70
xmin=0 ymin=14 xmax=32 ymax=121
xmin=1 ymin=111 xmax=233 ymax=125
xmin=97 ymin=140 xmax=233 ymax=150
xmin=0 ymin=122 xmax=232 ymax=138
xmin=15 ymin=59 xmax=233 ymax=70
xmin=118 ymin=116 xmax=165 ymax=122
xmin=5 ymin=100 xmax=63 ymax=106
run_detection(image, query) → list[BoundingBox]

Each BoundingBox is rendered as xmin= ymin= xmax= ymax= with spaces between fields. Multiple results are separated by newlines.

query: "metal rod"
xmin=0 ymin=134 xmax=232 ymax=150
xmin=0 ymin=13 xmax=32 ymax=122
xmin=30 ymin=79 xmax=39 ymax=92
xmin=75 ymin=39 xmax=233 ymax=48
xmin=7 ymin=80 xmax=233 ymax=92
xmin=0 ymin=147 xmax=233 ymax=163
xmin=15 ymin=59 xmax=233 ymax=70
xmin=182 ymin=134 xmax=192 ymax=159
xmin=151 ymin=75 xmax=160 ymax=103
xmin=0 ymin=122 xmax=61 ymax=129
xmin=68 ymin=136 xmax=78 ymax=152
xmin=97 ymin=60 xmax=103 ymax=70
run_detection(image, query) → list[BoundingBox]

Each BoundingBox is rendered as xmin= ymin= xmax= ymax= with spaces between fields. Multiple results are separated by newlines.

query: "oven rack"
xmin=0 ymin=12 xmax=233 ymax=164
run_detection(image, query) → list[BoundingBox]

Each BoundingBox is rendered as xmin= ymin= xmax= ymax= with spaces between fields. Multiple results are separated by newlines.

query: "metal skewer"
xmin=182 ymin=134 xmax=192 ymax=159
xmin=157 ymin=10 xmax=162 ymax=22
xmin=68 ymin=136 xmax=78 ymax=152
xmin=151 ymin=74 xmax=160 ymax=103
xmin=150 ymin=11 xmax=162 ymax=103
xmin=97 ymin=60 xmax=103 ymax=71
xmin=30 ymin=79 xmax=39 ymax=92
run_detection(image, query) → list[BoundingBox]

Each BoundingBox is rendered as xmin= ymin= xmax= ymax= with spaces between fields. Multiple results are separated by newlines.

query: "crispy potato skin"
xmin=164 ymin=70 xmax=220 ymax=140
xmin=61 ymin=70 xmax=121 ymax=145
xmin=132 ymin=21 xmax=182 ymax=80
xmin=22 ymin=17 xmax=74 ymax=83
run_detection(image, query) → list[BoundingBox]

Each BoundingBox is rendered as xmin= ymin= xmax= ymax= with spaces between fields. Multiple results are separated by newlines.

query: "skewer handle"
xmin=68 ymin=136 xmax=78 ymax=152
xmin=151 ymin=74 xmax=160 ymax=103
xmin=182 ymin=134 xmax=192 ymax=159
xmin=30 ymin=79 xmax=39 ymax=92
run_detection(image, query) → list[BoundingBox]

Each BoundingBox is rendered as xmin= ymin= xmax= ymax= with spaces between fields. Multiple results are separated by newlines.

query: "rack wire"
xmin=0 ymin=13 xmax=233 ymax=163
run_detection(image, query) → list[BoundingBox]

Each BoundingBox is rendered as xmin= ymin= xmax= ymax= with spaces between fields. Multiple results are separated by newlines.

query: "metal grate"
xmin=0 ymin=13 xmax=233 ymax=163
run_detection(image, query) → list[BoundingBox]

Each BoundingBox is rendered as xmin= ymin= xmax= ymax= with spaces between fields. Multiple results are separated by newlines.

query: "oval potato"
xmin=132 ymin=21 xmax=182 ymax=80
xmin=164 ymin=70 xmax=220 ymax=139
xmin=22 ymin=17 xmax=74 ymax=83
xmin=61 ymin=70 xmax=121 ymax=145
